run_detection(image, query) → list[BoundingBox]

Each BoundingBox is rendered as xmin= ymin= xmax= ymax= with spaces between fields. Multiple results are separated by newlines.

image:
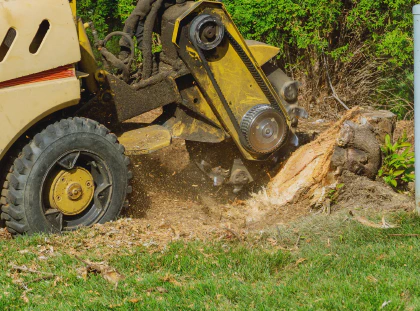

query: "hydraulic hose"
xmin=101 ymin=31 xmax=135 ymax=82
xmin=142 ymin=0 xmax=164 ymax=80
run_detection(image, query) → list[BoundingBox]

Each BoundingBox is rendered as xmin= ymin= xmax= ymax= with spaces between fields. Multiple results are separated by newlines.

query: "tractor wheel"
xmin=0 ymin=118 xmax=132 ymax=236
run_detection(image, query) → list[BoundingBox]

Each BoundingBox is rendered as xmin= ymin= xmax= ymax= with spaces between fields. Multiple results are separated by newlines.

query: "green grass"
xmin=1 ymin=212 xmax=420 ymax=310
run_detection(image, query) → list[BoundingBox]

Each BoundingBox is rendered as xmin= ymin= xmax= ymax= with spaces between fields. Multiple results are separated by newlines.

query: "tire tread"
xmin=1 ymin=117 xmax=131 ymax=236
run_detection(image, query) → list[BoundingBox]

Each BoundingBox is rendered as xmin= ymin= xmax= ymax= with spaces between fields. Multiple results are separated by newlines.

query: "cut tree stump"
xmin=265 ymin=107 xmax=396 ymax=207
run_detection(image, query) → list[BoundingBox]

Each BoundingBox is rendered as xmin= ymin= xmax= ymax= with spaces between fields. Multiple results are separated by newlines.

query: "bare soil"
xmin=114 ymin=112 xmax=413 ymax=244
xmin=394 ymin=120 xmax=414 ymax=147
xmin=335 ymin=170 xmax=413 ymax=211
xmin=120 ymin=113 xmax=335 ymax=236
xmin=0 ymin=112 xmax=414 ymax=244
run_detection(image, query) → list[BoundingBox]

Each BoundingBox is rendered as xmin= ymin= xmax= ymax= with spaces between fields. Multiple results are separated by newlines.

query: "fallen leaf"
xmin=103 ymin=270 xmax=125 ymax=284
xmin=129 ymin=298 xmax=140 ymax=303
xmin=76 ymin=267 xmax=88 ymax=280
xmin=161 ymin=274 xmax=181 ymax=286
xmin=366 ymin=275 xmax=378 ymax=283
xmin=295 ymin=258 xmax=306 ymax=266
xmin=267 ymin=238 xmax=277 ymax=246
xmin=157 ymin=286 xmax=168 ymax=293
xmin=158 ymin=221 xmax=172 ymax=229
xmin=75 ymin=256 xmax=125 ymax=284
xmin=21 ymin=291 xmax=30 ymax=303
xmin=53 ymin=276 xmax=61 ymax=287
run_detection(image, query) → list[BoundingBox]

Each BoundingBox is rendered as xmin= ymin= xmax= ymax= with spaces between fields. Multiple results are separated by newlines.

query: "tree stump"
xmin=264 ymin=107 xmax=396 ymax=207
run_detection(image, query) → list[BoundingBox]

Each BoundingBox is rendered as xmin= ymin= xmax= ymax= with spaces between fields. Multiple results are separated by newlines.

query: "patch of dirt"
xmin=119 ymin=110 xmax=411 ymax=241
xmin=394 ymin=120 xmax=414 ymax=147
xmin=120 ymin=115 xmax=339 ymax=236
xmin=121 ymin=136 xmax=308 ymax=241
xmin=0 ymin=227 xmax=11 ymax=240
xmin=335 ymin=170 xmax=414 ymax=211
xmin=0 ymin=111 xmax=414 ymax=244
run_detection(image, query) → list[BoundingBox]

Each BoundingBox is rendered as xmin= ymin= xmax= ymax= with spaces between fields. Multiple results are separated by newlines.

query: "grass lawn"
xmin=1 ymin=211 xmax=420 ymax=310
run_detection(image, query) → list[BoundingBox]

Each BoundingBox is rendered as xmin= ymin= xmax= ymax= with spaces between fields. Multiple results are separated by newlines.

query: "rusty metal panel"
xmin=106 ymin=74 xmax=181 ymax=122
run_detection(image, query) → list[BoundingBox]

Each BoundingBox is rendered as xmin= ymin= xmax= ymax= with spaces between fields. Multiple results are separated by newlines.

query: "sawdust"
xmin=0 ymin=110 xmax=414 ymax=245
xmin=0 ymin=227 xmax=12 ymax=240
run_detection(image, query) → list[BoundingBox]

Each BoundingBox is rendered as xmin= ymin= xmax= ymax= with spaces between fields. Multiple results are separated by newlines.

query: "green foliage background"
xmin=77 ymin=0 xmax=415 ymax=119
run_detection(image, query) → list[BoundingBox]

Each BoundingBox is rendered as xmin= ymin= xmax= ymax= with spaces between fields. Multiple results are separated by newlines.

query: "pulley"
xmin=189 ymin=14 xmax=225 ymax=50
xmin=281 ymin=81 xmax=299 ymax=103
xmin=240 ymin=104 xmax=288 ymax=154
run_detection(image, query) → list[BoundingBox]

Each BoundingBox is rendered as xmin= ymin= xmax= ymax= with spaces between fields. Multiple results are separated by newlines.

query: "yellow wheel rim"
xmin=48 ymin=167 xmax=95 ymax=216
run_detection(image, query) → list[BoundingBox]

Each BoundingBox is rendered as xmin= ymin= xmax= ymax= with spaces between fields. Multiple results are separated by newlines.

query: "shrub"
xmin=223 ymin=0 xmax=415 ymax=116
xmin=378 ymin=133 xmax=414 ymax=190
xmin=77 ymin=0 xmax=416 ymax=117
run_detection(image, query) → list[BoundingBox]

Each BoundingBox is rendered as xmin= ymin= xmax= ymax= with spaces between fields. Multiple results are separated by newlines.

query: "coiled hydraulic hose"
xmin=101 ymin=31 xmax=135 ymax=82
xmin=142 ymin=0 xmax=164 ymax=80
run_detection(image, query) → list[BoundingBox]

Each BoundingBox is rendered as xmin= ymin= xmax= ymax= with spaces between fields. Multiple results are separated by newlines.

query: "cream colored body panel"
xmin=0 ymin=0 xmax=81 ymax=82
xmin=0 ymin=77 xmax=81 ymax=158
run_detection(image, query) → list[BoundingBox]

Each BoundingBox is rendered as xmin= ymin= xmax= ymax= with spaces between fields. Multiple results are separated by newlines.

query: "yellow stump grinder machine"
xmin=0 ymin=0 xmax=307 ymax=235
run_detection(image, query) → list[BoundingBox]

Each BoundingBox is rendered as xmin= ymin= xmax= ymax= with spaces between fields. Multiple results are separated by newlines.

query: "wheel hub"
xmin=67 ymin=183 xmax=83 ymax=200
xmin=49 ymin=167 xmax=95 ymax=216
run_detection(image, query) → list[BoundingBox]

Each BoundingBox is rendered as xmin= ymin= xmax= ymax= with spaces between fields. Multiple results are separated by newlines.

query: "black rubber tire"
xmin=0 ymin=117 xmax=132 ymax=236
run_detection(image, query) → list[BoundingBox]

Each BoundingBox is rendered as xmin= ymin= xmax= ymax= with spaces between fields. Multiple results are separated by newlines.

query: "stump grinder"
xmin=0 ymin=0 xmax=307 ymax=235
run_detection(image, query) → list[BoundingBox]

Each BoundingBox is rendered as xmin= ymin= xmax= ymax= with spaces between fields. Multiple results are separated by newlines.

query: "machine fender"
xmin=245 ymin=40 xmax=281 ymax=67
xmin=0 ymin=76 xmax=81 ymax=160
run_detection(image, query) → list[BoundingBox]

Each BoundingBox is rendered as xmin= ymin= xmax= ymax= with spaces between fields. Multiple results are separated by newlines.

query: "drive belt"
xmin=225 ymin=31 xmax=287 ymax=117
xmin=190 ymin=33 xmax=248 ymax=147
xmin=190 ymin=29 xmax=289 ymax=152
